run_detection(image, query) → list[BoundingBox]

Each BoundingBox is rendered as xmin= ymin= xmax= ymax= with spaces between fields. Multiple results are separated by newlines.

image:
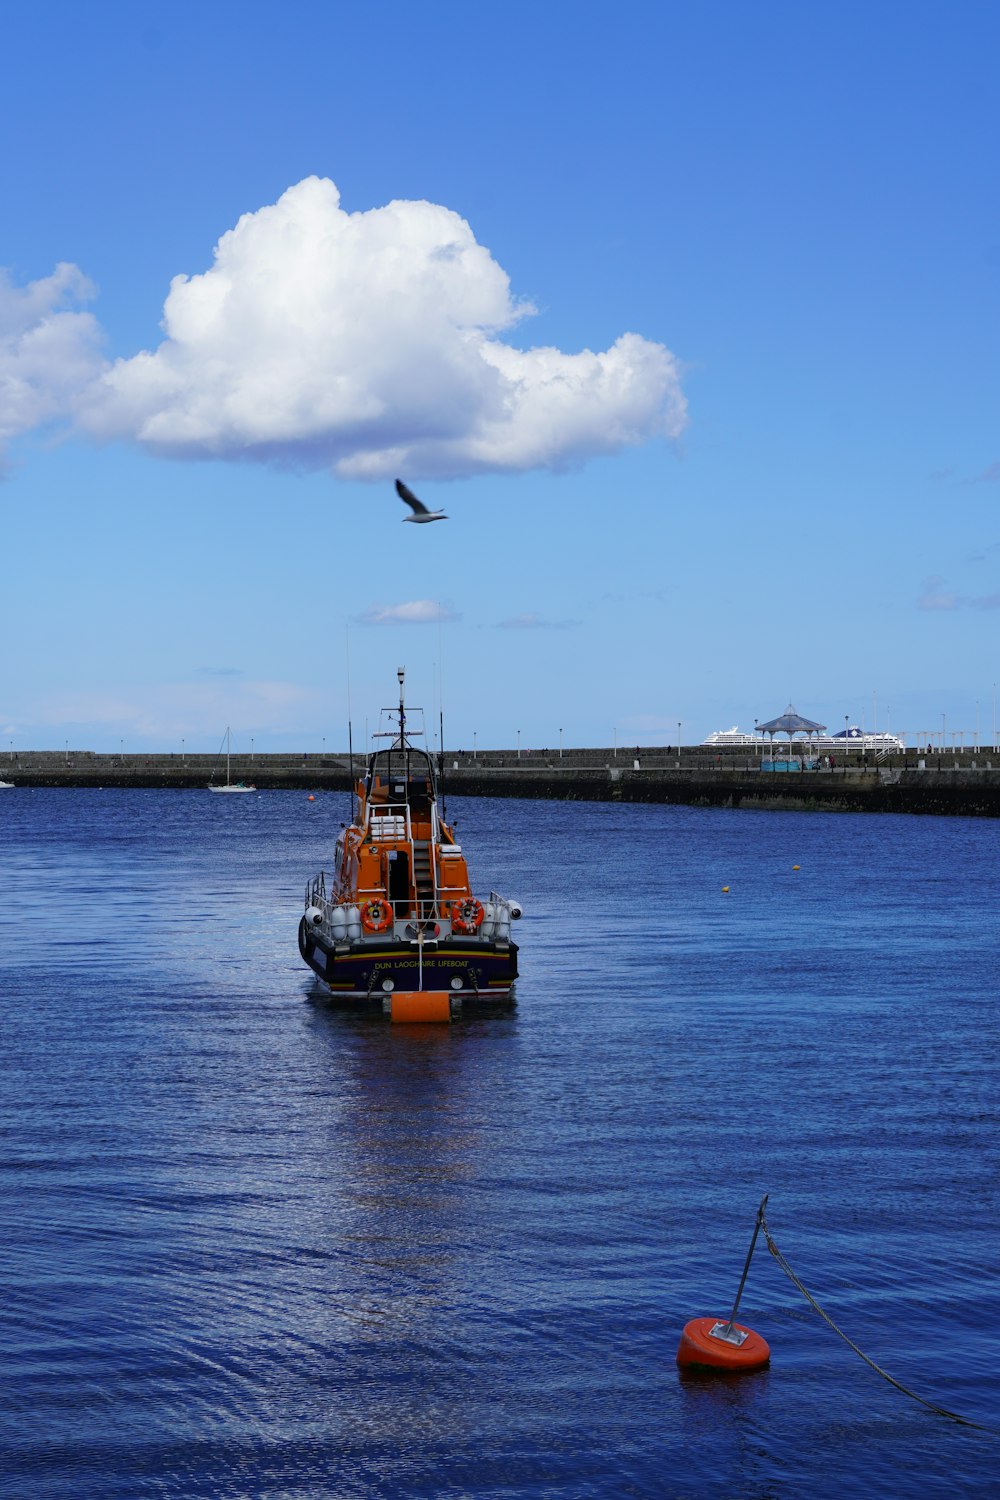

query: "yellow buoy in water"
xmin=722 ymin=886 xmax=730 ymax=893
xmin=792 ymin=864 xmax=800 ymax=871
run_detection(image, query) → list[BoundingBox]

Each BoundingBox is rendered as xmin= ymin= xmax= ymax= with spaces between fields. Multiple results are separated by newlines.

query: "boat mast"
xmin=397 ymin=666 xmax=409 ymax=786
xmin=348 ymin=719 xmax=355 ymax=820
xmin=439 ymin=707 xmax=446 ymax=821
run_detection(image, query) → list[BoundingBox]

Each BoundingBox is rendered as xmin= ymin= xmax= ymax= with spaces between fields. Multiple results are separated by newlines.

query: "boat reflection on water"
xmin=300 ymin=999 xmax=521 ymax=1373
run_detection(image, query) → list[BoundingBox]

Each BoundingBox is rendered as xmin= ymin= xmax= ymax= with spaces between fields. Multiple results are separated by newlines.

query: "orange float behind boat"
xmin=390 ymin=991 xmax=452 ymax=1023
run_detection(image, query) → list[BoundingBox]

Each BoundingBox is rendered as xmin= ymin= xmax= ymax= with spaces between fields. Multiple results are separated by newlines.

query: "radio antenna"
xmin=346 ymin=625 xmax=355 ymax=818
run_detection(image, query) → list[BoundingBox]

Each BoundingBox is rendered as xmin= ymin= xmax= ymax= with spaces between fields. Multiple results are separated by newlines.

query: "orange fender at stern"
xmin=676 ymin=1317 xmax=770 ymax=1374
xmin=390 ymin=991 xmax=452 ymax=1023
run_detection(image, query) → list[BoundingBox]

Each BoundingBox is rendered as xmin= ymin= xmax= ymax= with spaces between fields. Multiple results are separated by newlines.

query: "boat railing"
xmin=306 ymin=872 xmax=336 ymax=930
xmin=309 ymin=872 xmax=463 ymax=932
xmin=391 ymin=897 xmax=448 ymax=926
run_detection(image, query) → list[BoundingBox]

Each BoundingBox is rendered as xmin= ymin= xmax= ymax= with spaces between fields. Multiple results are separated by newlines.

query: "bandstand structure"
xmin=755 ymin=705 xmax=827 ymax=762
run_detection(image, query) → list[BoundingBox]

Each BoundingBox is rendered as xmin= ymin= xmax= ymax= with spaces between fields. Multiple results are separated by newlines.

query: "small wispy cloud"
xmin=195 ymin=666 xmax=244 ymax=677
xmin=358 ymin=600 xmax=458 ymax=625
xmin=29 ymin=678 xmax=317 ymax=740
xmin=918 ymin=575 xmax=1000 ymax=611
xmin=965 ymin=540 xmax=1000 ymax=563
xmin=598 ymin=587 xmax=669 ymax=605
xmin=497 ymin=612 xmax=576 ymax=629
xmin=968 ymin=462 xmax=1000 ymax=485
xmin=918 ymin=575 xmax=960 ymax=610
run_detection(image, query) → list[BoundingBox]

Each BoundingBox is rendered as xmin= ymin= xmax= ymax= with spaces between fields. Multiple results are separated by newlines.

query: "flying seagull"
xmin=396 ymin=478 xmax=447 ymax=524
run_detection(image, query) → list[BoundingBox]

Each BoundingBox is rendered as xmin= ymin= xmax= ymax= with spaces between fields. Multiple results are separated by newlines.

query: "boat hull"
xmin=299 ymin=919 xmax=518 ymax=1007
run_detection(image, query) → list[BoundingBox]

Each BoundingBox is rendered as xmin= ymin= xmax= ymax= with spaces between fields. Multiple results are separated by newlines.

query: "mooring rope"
xmin=758 ymin=1203 xmax=999 ymax=1435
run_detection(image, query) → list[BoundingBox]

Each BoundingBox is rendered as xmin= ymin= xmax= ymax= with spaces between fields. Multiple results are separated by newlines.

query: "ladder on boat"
xmin=412 ymin=841 xmax=436 ymax=912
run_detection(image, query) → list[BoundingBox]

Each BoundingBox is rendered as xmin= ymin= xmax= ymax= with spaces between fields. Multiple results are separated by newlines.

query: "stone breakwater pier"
xmin=7 ymin=746 xmax=1000 ymax=817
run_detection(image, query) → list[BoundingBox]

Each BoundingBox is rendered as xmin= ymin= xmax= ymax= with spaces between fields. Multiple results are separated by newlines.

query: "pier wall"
xmin=5 ymin=749 xmax=1000 ymax=816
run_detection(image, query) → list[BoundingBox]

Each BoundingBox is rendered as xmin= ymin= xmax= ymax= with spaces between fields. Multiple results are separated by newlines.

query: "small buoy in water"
xmin=307 ymin=794 xmax=315 ymax=801
xmin=721 ymin=886 xmax=730 ymax=893
xmin=676 ymin=1317 xmax=770 ymax=1373
xmin=792 ymin=864 xmax=800 ymax=870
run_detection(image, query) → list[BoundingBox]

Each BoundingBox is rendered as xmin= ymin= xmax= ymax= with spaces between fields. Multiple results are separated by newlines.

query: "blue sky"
xmin=2 ymin=1 xmax=998 ymax=753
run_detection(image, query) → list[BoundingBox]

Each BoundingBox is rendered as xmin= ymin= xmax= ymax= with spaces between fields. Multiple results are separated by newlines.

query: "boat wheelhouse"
xmin=299 ymin=670 xmax=520 ymax=1016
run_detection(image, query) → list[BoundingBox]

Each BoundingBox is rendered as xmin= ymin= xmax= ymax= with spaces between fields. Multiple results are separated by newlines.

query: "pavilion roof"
xmin=756 ymin=703 xmax=827 ymax=734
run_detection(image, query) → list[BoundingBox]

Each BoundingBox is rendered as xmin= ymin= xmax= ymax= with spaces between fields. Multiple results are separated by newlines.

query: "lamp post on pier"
xmin=559 ymin=728 xmax=563 ymax=759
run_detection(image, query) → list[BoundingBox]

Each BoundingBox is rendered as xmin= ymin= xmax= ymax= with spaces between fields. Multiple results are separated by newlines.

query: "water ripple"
xmin=1 ymin=791 xmax=999 ymax=1496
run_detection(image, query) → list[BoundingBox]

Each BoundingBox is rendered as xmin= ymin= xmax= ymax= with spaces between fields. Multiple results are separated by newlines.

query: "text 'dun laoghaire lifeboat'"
xmin=299 ymin=669 xmax=522 ymax=1015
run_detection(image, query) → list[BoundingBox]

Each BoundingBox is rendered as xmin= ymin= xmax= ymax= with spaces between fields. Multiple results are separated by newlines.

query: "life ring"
xmin=451 ymin=897 xmax=484 ymax=934
xmin=361 ymin=898 xmax=393 ymax=933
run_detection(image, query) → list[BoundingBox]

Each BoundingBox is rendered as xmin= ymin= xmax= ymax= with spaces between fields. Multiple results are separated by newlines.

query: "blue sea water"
xmin=1 ymin=788 xmax=998 ymax=1499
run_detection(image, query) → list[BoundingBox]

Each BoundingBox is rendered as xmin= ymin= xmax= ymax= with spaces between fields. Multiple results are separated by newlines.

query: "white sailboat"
xmin=0 ymin=780 xmax=13 ymax=789
xmin=208 ymin=728 xmax=256 ymax=794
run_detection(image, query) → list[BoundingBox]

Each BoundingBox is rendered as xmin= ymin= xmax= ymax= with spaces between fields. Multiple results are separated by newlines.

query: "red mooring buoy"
xmin=676 ymin=1316 xmax=770 ymax=1373
xmin=677 ymin=1194 xmax=771 ymax=1375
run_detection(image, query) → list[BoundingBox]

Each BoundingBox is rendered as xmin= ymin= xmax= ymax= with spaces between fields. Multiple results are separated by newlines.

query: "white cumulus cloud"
xmin=79 ymin=176 xmax=687 ymax=479
xmin=359 ymin=599 xmax=458 ymax=625
xmin=0 ymin=263 xmax=104 ymax=468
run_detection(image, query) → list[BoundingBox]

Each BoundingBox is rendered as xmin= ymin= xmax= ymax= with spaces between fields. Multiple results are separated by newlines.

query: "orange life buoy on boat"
xmin=360 ymin=898 xmax=392 ymax=933
xmin=451 ymin=897 xmax=484 ymax=934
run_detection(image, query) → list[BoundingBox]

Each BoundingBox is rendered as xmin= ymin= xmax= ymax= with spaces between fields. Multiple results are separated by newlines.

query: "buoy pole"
xmin=676 ymin=1193 xmax=772 ymax=1372
xmin=721 ymin=1193 xmax=768 ymax=1337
